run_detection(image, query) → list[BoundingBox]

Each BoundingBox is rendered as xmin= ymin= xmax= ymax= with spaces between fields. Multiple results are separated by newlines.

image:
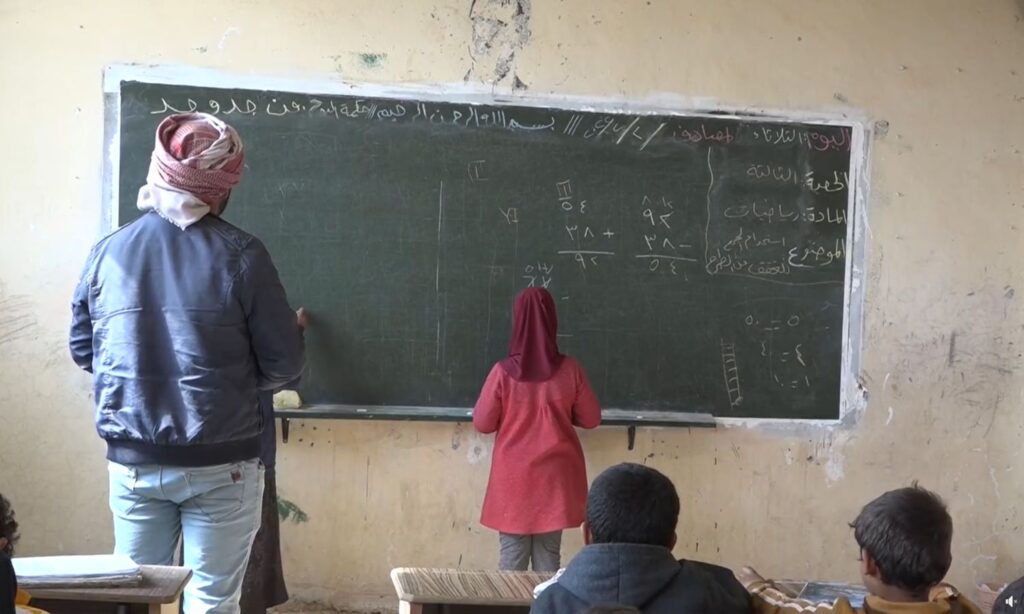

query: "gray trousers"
xmin=498 ymin=531 xmax=562 ymax=572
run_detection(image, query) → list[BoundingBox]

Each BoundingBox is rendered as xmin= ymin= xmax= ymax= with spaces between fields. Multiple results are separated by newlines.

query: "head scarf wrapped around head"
xmin=500 ymin=288 xmax=565 ymax=382
xmin=137 ymin=112 xmax=245 ymax=229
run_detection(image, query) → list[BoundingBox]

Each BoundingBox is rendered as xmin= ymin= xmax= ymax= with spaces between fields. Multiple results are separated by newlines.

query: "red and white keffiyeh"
xmin=137 ymin=113 xmax=245 ymax=229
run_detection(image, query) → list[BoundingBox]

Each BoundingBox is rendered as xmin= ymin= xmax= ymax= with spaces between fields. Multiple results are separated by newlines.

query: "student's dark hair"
xmin=0 ymin=494 xmax=18 ymax=556
xmin=586 ymin=463 xmax=679 ymax=547
xmin=585 ymin=607 xmax=641 ymax=614
xmin=849 ymin=483 xmax=952 ymax=593
xmin=993 ymin=576 xmax=1024 ymax=614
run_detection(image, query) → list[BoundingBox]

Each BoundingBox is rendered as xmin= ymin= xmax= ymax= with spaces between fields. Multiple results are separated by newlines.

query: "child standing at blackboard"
xmin=473 ymin=288 xmax=602 ymax=571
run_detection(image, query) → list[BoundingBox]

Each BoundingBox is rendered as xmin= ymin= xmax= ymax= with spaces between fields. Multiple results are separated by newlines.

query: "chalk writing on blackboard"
xmin=499 ymin=207 xmax=519 ymax=225
xmin=675 ymin=124 xmax=735 ymax=145
xmin=635 ymin=195 xmax=697 ymax=277
xmin=744 ymin=310 xmax=816 ymax=390
xmin=558 ymin=250 xmax=615 ymax=270
xmin=147 ymin=93 xmax=852 ymax=162
xmin=562 ymin=113 xmax=584 ymax=136
xmin=751 ymin=126 xmax=852 ymax=152
xmin=722 ymin=201 xmax=847 ymax=225
xmin=523 ymin=262 xmax=554 ymax=289
xmin=467 ymin=160 xmax=488 ymax=182
xmin=720 ymin=340 xmax=744 ymax=408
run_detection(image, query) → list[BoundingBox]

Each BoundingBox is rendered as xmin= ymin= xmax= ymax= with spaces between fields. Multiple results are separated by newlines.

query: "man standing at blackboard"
xmin=69 ymin=113 xmax=305 ymax=614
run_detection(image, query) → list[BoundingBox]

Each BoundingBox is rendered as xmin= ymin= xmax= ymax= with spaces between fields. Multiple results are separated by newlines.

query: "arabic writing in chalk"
xmin=746 ymin=164 xmax=850 ymax=194
xmin=674 ymin=124 xmax=735 ymax=145
xmin=750 ymin=125 xmax=852 ymax=152
xmin=722 ymin=200 xmax=847 ymax=225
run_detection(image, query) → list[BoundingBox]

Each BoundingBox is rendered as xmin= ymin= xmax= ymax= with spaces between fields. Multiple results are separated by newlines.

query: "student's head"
xmin=993 ymin=576 xmax=1024 ymax=614
xmin=584 ymin=607 xmax=641 ymax=614
xmin=0 ymin=493 xmax=18 ymax=556
xmin=850 ymin=483 xmax=952 ymax=598
xmin=502 ymin=287 xmax=563 ymax=382
xmin=584 ymin=463 xmax=679 ymax=549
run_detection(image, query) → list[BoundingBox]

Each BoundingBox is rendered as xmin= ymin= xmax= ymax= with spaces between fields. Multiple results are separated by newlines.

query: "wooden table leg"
xmin=399 ymin=601 xmax=424 ymax=614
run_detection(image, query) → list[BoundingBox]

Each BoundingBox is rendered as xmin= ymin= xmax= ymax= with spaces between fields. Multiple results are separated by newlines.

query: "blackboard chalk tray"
xmin=276 ymin=405 xmax=715 ymax=444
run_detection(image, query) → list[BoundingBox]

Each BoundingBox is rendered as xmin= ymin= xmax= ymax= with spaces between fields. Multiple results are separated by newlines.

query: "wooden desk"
xmin=391 ymin=568 xmax=553 ymax=614
xmin=27 ymin=565 xmax=191 ymax=614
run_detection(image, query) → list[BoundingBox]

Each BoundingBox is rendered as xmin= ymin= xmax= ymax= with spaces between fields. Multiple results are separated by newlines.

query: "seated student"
xmin=993 ymin=576 xmax=1023 ymax=614
xmin=739 ymin=484 xmax=981 ymax=614
xmin=2 ymin=493 xmax=20 ymax=614
xmin=531 ymin=463 xmax=751 ymax=614
xmin=1 ymin=494 xmax=46 ymax=614
xmin=1 ymin=545 xmax=14 ymax=614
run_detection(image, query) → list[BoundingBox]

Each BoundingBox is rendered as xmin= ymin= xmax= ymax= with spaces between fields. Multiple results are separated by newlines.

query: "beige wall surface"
xmin=1 ymin=1 xmax=1022 ymax=609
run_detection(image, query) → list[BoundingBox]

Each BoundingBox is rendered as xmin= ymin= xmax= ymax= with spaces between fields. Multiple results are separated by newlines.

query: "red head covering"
xmin=499 ymin=288 xmax=565 ymax=382
xmin=150 ymin=113 xmax=244 ymax=207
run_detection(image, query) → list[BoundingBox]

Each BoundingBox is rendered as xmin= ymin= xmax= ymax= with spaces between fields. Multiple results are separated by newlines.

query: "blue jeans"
xmin=108 ymin=459 xmax=265 ymax=614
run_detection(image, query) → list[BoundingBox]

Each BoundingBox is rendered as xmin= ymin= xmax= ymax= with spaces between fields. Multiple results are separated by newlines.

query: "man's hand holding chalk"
xmin=272 ymin=307 xmax=309 ymax=410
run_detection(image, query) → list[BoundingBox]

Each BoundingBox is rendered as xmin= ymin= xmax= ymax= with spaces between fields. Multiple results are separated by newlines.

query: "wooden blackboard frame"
xmin=101 ymin=64 xmax=871 ymax=427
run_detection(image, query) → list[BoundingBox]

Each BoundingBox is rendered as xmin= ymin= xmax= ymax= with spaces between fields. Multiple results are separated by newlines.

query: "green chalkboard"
xmin=115 ymin=79 xmax=858 ymax=420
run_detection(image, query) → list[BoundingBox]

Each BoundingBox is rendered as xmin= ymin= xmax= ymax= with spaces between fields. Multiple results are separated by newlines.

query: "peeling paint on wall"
xmin=466 ymin=0 xmax=531 ymax=86
xmin=357 ymin=52 xmax=387 ymax=68
xmin=824 ymin=432 xmax=852 ymax=485
xmin=451 ymin=422 xmax=463 ymax=450
xmin=277 ymin=496 xmax=309 ymax=524
xmin=217 ymin=26 xmax=239 ymax=50
xmin=466 ymin=431 xmax=492 ymax=465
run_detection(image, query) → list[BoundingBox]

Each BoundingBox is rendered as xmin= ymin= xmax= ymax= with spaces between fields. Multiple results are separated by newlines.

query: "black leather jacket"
xmin=70 ymin=212 xmax=305 ymax=466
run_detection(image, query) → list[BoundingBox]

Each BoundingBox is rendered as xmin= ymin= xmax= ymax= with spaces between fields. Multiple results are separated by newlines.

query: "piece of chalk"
xmin=273 ymin=390 xmax=302 ymax=409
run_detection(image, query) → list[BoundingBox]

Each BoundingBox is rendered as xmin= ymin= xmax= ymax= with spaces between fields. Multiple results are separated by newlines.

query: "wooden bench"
xmin=390 ymin=568 xmax=554 ymax=613
xmin=27 ymin=565 xmax=191 ymax=614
